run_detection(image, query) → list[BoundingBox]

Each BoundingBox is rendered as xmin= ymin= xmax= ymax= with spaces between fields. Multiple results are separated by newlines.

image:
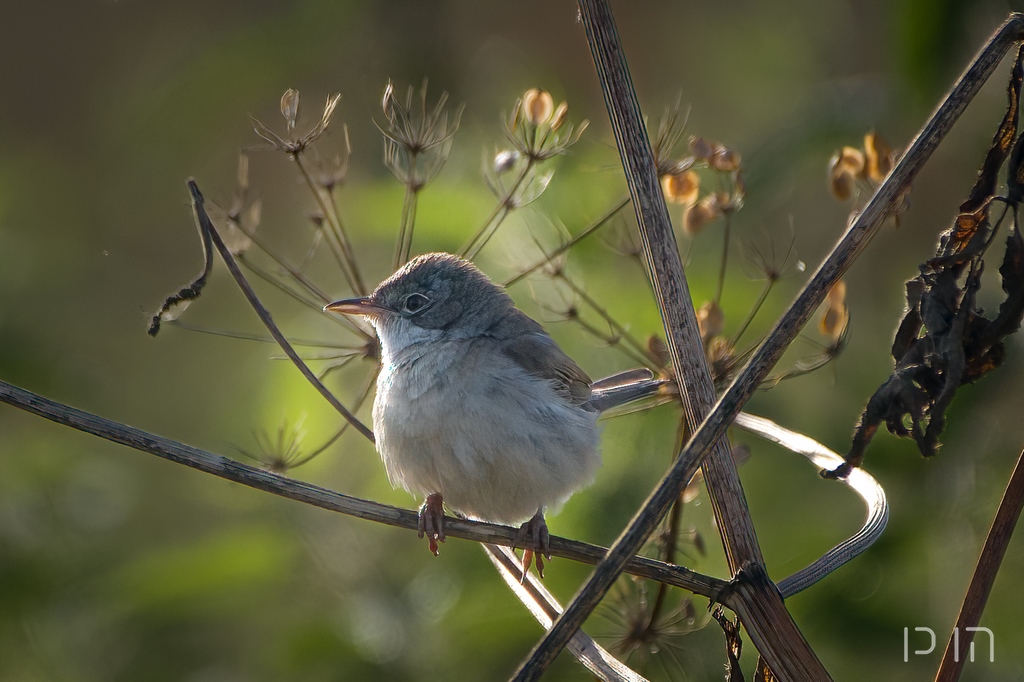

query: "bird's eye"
xmin=402 ymin=292 xmax=430 ymax=314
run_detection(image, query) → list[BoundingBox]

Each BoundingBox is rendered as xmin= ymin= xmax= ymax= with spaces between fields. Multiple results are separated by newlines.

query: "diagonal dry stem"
xmin=293 ymin=154 xmax=367 ymax=296
xmin=485 ymin=545 xmax=649 ymax=682
xmin=513 ymin=6 xmax=1024 ymax=682
xmin=504 ymin=195 xmax=632 ymax=287
xmin=462 ymin=160 xmax=535 ymax=260
xmin=513 ymin=1 xmax=822 ymax=679
xmin=188 ymin=180 xmax=375 ymax=442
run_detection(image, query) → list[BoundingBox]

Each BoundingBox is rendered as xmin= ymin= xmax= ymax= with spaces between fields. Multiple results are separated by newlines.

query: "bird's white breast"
xmin=372 ymin=338 xmax=600 ymax=524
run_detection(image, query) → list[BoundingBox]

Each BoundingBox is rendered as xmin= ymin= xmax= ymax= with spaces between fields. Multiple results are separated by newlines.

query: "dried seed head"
xmin=522 ymin=88 xmax=554 ymax=126
xmin=688 ymin=135 xmax=714 ymax=160
xmin=713 ymin=190 xmax=734 ymax=213
xmin=710 ymin=146 xmax=741 ymax=172
xmin=280 ymin=88 xmax=300 ymax=132
xmin=819 ymin=280 xmax=849 ymax=340
xmin=697 ymin=300 xmax=725 ymax=341
xmin=826 ymin=279 xmax=847 ymax=307
xmin=661 ymin=169 xmax=700 ymax=205
xmin=682 ymin=194 xmax=723 ymax=236
xmin=550 ymin=101 xmax=569 ymax=130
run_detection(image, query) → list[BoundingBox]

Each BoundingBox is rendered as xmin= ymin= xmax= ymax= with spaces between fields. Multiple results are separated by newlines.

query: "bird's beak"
xmin=323 ymin=297 xmax=391 ymax=317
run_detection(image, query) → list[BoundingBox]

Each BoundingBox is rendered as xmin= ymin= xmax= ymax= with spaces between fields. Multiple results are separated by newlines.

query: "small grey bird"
xmin=325 ymin=252 xmax=665 ymax=574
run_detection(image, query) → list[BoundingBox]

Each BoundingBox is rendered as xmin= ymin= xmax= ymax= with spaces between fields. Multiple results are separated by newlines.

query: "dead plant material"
xmin=828 ymin=47 xmax=1024 ymax=478
xmin=711 ymin=605 xmax=744 ymax=682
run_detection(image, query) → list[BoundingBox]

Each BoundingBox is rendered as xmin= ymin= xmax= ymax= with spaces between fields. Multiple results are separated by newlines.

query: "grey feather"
xmin=500 ymin=331 xmax=592 ymax=406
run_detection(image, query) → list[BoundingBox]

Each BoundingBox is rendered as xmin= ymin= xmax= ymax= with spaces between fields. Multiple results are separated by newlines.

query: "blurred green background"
xmin=2 ymin=1 xmax=1024 ymax=680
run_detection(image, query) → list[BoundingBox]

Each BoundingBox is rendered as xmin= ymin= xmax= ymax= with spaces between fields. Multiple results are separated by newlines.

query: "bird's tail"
xmin=586 ymin=368 xmax=676 ymax=415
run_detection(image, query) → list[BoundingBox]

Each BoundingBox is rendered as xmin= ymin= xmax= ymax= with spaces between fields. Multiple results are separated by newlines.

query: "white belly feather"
xmin=372 ymin=338 xmax=600 ymax=524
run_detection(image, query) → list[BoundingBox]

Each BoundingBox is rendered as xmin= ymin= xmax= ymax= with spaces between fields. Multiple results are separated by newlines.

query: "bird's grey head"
xmin=324 ymin=253 xmax=516 ymax=356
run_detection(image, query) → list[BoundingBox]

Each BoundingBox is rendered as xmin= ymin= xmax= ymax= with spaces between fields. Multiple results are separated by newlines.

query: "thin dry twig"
xmin=159 ymin=180 xmax=375 ymax=442
xmin=504 ymin=195 xmax=632 ymax=287
xmin=934 ymin=447 xmax=1024 ymax=682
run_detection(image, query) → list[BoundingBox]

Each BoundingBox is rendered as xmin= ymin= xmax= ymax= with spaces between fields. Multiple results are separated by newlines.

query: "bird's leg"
xmin=417 ymin=493 xmax=445 ymax=555
xmin=516 ymin=509 xmax=551 ymax=579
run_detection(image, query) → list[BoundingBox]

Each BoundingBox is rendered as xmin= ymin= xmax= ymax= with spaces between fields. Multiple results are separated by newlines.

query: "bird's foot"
xmin=418 ymin=493 xmax=445 ymax=555
xmin=516 ymin=510 xmax=551 ymax=580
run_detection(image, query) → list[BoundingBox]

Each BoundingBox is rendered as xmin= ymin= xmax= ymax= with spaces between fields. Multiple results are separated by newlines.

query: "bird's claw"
xmin=418 ymin=493 xmax=445 ymax=555
xmin=516 ymin=511 xmax=551 ymax=580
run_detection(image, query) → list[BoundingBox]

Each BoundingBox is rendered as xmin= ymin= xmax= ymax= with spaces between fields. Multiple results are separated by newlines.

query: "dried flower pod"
xmin=683 ymin=194 xmax=723 ymax=236
xmin=550 ymin=101 xmax=569 ymax=130
xmin=661 ymin=169 xmax=700 ymax=205
xmin=280 ymin=88 xmax=300 ymax=132
xmin=838 ymin=146 xmax=865 ymax=176
xmin=829 ymin=154 xmax=858 ymax=201
xmin=522 ymin=88 xmax=554 ymax=126
xmin=697 ymin=300 xmax=725 ymax=341
xmin=710 ymin=146 xmax=741 ymax=172
xmin=647 ymin=335 xmax=669 ymax=368
xmin=864 ymin=131 xmax=893 ymax=182
xmin=688 ymin=135 xmax=714 ymax=160
xmin=713 ymin=190 xmax=735 ymax=213
xmin=493 ymin=149 xmax=519 ymax=174
xmin=819 ymin=280 xmax=849 ymax=340
xmin=706 ymin=336 xmax=737 ymax=382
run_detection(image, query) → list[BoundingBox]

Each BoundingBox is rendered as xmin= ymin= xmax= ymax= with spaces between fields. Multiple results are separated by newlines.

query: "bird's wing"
xmin=500 ymin=332 xmax=593 ymax=406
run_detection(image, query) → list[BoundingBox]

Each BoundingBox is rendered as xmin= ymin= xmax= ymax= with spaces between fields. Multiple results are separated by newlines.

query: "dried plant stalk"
xmin=513 ymin=1 xmax=825 ymax=680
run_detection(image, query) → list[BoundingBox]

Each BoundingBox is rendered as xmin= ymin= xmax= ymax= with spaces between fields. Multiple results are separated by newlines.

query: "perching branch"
xmin=0 ymin=377 xmax=729 ymax=598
